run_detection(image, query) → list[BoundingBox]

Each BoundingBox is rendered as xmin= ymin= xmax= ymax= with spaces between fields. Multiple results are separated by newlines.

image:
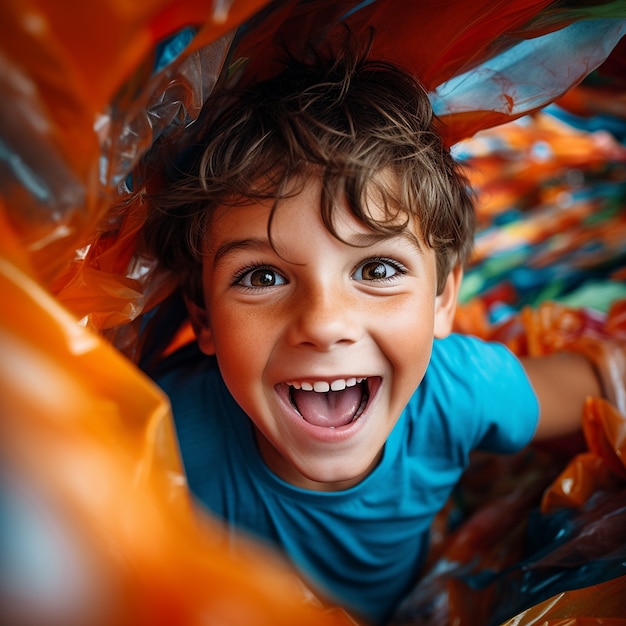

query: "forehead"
xmin=215 ymin=167 xmax=421 ymax=227
xmin=205 ymin=172 xmax=424 ymax=253
xmin=205 ymin=209 xmax=426 ymax=280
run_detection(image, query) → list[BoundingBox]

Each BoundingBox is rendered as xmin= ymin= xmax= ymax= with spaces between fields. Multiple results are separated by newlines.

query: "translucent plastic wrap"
xmin=0 ymin=199 xmax=359 ymax=626
xmin=1 ymin=2 xmax=626 ymax=625
xmin=3 ymin=1 xmax=624 ymax=335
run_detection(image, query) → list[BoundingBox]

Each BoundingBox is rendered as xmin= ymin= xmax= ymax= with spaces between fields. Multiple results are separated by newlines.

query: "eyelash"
xmin=354 ymin=257 xmax=409 ymax=283
xmin=230 ymin=256 xmax=409 ymax=290
xmin=230 ymin=264 xmax=284 ymax=290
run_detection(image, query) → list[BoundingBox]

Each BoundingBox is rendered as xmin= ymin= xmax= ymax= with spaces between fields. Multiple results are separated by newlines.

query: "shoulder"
xmin=408 ymin=333 xmax=539 ymax=454
xmin=427 ymin=333 xmax=534 ymax=398
xmin=153 ymin=342 xmax=223 ymax=410
xmin=152 ymin=342 xmax=235 ymax=438
xmin=151 ymin=343 xmax=239 ymax=494
xmin=430 ymin=332 xmax=519 ymax=372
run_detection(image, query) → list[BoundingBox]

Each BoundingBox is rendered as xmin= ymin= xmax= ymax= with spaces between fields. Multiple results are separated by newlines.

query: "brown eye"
xmin=249 ymin=269 xmax=277 ymax=286
xmin=236 ymin=266 xmax=287 ymax=289
xmin=353 ymin=258 xmax=404 ymax=282
xmin=361 ymin=261 xmax=388 ymax=280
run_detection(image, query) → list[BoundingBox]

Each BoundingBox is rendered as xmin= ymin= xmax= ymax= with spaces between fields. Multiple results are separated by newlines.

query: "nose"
xmin=286 ymin=283 xmax=363 ymax=351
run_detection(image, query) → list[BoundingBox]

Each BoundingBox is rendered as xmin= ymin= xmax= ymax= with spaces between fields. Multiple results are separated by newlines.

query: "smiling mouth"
xmin=285 ymin=377 xmax=375 ymax=428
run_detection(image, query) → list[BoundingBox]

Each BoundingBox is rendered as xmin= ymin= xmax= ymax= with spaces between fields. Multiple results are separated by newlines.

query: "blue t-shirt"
xmin=155 ymin=334 xmax=539 ymax=624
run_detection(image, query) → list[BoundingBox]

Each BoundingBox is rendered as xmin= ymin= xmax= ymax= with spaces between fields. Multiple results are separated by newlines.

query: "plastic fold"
xmin=2 ymin=1 xmax=626 ymax=625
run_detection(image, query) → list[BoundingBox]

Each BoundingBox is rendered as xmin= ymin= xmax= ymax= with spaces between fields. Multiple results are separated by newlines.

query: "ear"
xmin=433 ymin=263 xmax=463 ymax=338
xmin=184 ymin=296 xmax=216 ymax=355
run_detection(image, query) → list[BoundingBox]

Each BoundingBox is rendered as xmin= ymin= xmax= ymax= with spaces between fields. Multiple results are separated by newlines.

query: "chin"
xmin=294 ymin=455 xmax=380 ymax=491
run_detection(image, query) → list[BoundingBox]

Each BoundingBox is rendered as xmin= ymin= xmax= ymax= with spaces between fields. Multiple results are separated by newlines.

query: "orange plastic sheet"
xmin=1 ymin=2 xmax=354 ymax=625
xmin=0 ymin=205 xmax=358 ymax=626
xmin=498 ymin=577 xmax=626 ymax=626
xmin=2 ymin=2 xmax=626 ymax=625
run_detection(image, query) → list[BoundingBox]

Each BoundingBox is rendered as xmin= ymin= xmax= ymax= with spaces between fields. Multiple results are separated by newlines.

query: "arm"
xmin=520 ymin=352 xmax=602 ymax=440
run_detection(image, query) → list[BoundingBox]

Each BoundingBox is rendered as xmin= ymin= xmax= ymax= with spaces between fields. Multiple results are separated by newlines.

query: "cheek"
xmin=209 ymin=306 xmax=273 ymax=386
xmin=376 ymin=298 xmax=435 ymax=382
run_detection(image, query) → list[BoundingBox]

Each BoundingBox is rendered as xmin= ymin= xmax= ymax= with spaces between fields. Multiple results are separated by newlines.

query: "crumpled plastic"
xmin=0 ymin=203 xmax=359 ymax=626
xmin=2 ymin=1 xmax=626 ymax=625
xmin=391 ymin=301 xmax=626 ymax=626
xmin=1 ymin=1 xmax=624 ymax=340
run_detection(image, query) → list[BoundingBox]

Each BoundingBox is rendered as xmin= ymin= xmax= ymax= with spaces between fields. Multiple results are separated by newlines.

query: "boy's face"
xmin=188 ymin=175 xmax=461 ymax=491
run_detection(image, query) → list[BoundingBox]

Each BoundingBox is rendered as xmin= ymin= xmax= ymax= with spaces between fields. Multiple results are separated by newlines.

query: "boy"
xmin=142 ymin=49 xmax=604 ymax=624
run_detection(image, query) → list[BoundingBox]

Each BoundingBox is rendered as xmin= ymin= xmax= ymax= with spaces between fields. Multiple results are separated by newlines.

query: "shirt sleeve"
xmin=425 ymin=334 xmax=540 ymax=456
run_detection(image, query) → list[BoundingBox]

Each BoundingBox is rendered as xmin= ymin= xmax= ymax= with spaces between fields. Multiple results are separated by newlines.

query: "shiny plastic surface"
xmin=1 ymin=2 xmax=626 ymax=625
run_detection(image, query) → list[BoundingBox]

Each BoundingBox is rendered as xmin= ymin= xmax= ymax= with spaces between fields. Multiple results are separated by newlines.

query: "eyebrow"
xmin=211 ymin=230 xmax=424 ymax=267
xmin=211 ymin=237 xmax=273 ymax=267
xmin=348 ymin=231 xmax=424 ymax=254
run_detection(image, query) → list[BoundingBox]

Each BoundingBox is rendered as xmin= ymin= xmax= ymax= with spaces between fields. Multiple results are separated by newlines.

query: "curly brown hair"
xmin=142 ymin=47 xmax=475 ymax=306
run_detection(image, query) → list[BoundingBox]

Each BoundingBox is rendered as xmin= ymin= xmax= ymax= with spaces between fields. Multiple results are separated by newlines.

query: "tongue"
xmin=292 ymin=385 xmax=363 ymax=428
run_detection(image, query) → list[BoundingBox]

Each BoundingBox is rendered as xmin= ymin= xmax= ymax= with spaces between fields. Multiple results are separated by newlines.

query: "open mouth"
xmin=285 ymin=377 xmax=376 ymax=428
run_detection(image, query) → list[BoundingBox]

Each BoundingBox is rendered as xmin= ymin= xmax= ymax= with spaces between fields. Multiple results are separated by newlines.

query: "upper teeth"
xmin=288 ymin=377 xmax=365 ymax=392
